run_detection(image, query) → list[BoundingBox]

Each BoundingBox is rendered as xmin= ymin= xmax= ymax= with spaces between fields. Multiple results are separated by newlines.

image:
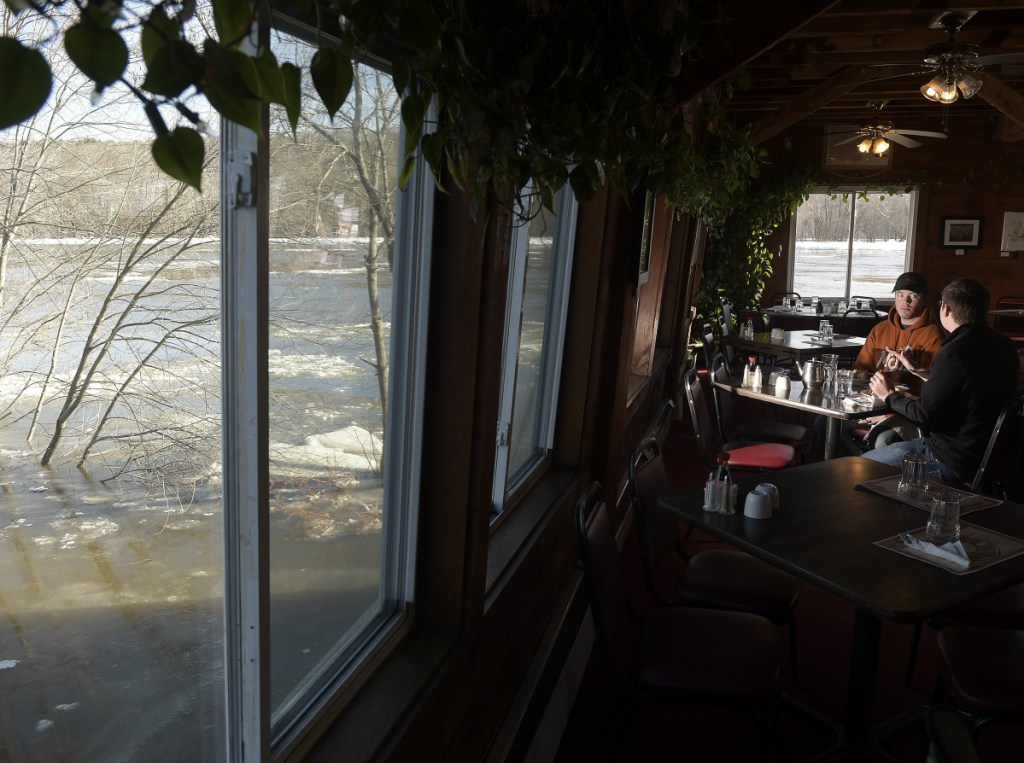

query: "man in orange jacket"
xmin=819 ymin=271 xmax=945 ymax=455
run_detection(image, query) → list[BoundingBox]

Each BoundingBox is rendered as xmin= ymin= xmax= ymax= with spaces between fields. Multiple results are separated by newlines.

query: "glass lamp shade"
xmin=871 ymin=137 xmax=889 ymax=156
xmin=921 ymin=74 xmax=959 ymax=103
xmin=857 ymin=138 xmax=873 ymax=153
xmin=957 ymin=72 xmax=983 ymax=99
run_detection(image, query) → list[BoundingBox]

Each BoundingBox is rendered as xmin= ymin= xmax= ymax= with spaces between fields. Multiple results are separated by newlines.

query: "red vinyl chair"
xmin=575 ymin=482 xmax=782 ymax=753
xmin=711 ymin=353 xmax=812 ymax=461
xmin=628 ymin=438 xmax=802 ymax=680
xmin=682 ymin=360 xmax=795 ymax=472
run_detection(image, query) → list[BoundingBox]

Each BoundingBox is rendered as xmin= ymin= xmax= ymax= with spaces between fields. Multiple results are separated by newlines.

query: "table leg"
xmin=824 ymin=417 xmax=840 ymax=460
xmin=845 ymin=609 xmax=882 ymax=751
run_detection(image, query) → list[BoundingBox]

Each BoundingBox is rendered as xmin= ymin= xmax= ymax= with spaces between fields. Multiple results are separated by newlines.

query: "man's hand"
xmin=885 ymin=346 xmax=929 ymax=381
xmin=869 ymin=370 xmax=895 ymax=399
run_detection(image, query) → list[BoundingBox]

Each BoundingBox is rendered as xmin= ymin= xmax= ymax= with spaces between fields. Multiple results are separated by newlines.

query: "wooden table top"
xmin=658 ymin=458 xmax=1024 ymax=623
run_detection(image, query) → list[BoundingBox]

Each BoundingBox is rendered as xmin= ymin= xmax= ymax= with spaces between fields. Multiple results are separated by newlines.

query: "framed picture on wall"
xmin=941 ymin=216 xmax=983 ymax=249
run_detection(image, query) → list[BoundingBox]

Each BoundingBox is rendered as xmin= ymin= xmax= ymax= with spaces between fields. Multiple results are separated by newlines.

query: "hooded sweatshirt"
xmin=853 ymin=305 xmax=945 ymax=391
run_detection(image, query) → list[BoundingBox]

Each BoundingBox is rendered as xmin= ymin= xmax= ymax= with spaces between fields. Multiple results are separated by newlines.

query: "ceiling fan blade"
xmin=832 ymin=136 xmax=863 ymax=146
xmin=891 ymin=129 xmax=947 ymax=139
xmin=885 ymin=133 xmax=922 ymax=149
xmin=976 ymin=52 xmax=1024 ymax=66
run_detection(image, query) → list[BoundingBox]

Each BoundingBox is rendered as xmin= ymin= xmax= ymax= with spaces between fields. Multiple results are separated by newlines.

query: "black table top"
xmin=658 ymin=457 xmax=1024 ymax=623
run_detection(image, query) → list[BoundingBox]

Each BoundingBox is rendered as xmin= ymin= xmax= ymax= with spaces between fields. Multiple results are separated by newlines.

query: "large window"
xmin=227 ymin=28 xmax=431 ymax=755
xmin=0 ymin=6 xmax=430 ymax=760
xmin=792 ymin=189 xmax=917 ymax=298
xmin=491 ymin=188 xmax=578 ymax=516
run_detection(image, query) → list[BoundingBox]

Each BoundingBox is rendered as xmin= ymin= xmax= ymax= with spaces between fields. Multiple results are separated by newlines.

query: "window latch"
xmin=228 ymin=150 xmax=256 ymax=208
xmin=496 ymin=421 xmax=510 ymax=447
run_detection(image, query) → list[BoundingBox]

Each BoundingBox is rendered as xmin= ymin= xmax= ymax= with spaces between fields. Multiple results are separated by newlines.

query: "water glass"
xmin=818 ymin=320 xmax=833 ymax=343
xmin=838 ymin=300 xmax=847 ymax=313
xmin=926 ymin=490 xmax=961 ymax=543
xmin=821 ymin=352 xmax=839 ymax=387
xmin=835 ymin=368 xmax=852 ymax=396
xmin=897 ymin=453 xmax=928 ymax=499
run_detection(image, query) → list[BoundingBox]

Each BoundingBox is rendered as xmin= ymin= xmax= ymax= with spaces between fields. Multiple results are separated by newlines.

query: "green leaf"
xmin=142 ymin=41 xmax=204 ymax=97
xmin=152 ymin=126 xmax=205 ymax=190
xmin=141 ymin=6 xmax=181 ymax=66
xmin=213 ymin=0 xmax=253 ymax=47
xmin=399 ymin=155 xmax=417 ymax=189
xmin=280 ymin=63 xmax=301 ymax=134
xmin=310 ymin=47 xmax=353 ymax=120
xmin=398 ymin=4 xmax=441 ymax=56
xmin=255 ymin=49 xmax=284 ymax=104
xmin=202 ymin=40 xmax=262 ymax=132
xmin=65 ymin=23 xmax=129 ymax=88
xmin=0 ymin=38 xmax=51 ymax=129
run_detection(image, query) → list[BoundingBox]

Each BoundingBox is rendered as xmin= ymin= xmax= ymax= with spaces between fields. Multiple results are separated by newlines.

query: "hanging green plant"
xmin=695 ymin=156 xmax=815 ymax=323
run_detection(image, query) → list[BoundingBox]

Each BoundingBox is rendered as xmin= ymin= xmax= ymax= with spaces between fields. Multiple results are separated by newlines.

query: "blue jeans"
xmin=861 ymin=437 xmax=960 ymax=482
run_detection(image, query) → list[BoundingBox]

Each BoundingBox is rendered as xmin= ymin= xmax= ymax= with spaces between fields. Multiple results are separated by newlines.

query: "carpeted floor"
xmin=555 ymin=397 xmax=1024 ymax=762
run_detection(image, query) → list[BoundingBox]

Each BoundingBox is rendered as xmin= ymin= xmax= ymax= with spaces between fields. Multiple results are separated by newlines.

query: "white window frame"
xmin=789 ymin=186 xmax=918 ymax=298
xmin=220 ymin=28 xmax=434 ymax=761
xmin=491 ymin=184 xmax=578 ymax=515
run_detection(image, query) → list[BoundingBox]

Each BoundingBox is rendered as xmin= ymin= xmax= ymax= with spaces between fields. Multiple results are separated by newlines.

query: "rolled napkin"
xmin=900 ymin=533 xmax=970 ymax=569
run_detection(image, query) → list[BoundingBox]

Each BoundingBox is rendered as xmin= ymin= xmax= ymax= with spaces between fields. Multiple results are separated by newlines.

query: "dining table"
xmin=712 ymin=374 xmax=887 ymax=459
xmin=765 ymin=305 xmax=888 ymax=332
xmin=722 ymin=329 xmax=865 ymax=367
xmin=658 ymin=457 xmax=1024 ymax=761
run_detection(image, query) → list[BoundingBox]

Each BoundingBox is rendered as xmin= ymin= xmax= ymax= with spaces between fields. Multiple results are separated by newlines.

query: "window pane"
xmin=793 ymin=193 xmax=853 ymax=296
xmin=0 ymin=7 xmax=223 ymax=761
xmin=849 ymin=194 xmax=913 ymax=297
xmin=267 ymin=33 xmax=402 ymax=730
xmin=506 ymin=197 xmax=559 ymax=484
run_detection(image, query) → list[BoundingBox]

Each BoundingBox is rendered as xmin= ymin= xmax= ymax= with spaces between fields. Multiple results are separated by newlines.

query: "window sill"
xmin=486 ymin=464 xmax=577 ymax=599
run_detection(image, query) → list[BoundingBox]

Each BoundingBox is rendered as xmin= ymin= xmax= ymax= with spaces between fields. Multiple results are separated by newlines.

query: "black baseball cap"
xmin=892 ymin=271 xmax=928 ymax=294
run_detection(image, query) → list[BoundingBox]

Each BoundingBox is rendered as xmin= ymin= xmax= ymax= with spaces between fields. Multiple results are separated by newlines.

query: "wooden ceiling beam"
xmin=748 ymin=65 xmax=909 ymax=144
xmin=675 ymin=0 xmax=842 ymax=101
xmin=978 ymin=72 xmax=1024 ymax=129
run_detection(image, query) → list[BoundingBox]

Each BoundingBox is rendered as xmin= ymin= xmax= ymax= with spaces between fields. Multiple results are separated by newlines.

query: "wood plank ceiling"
xmin=702 ymin=0 xmax=1024 ymax=145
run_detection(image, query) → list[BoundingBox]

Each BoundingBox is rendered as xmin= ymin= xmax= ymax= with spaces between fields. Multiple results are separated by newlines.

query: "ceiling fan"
xmin=911 ymin=11 xmax=1024 ymax=103
xmin=831 ymin=103 xmax=947 ymax=155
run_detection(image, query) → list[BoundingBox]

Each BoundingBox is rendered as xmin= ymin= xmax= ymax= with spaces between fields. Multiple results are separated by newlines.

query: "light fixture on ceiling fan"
xmin=918 ymin=11 xmax=985 ymax=104
xmin=833 ymin=101 xmax=947 ymax=158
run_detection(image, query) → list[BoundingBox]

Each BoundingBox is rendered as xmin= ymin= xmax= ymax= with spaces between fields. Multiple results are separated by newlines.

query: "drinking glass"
xmin=835 ymin=368 xmax=852 ymax=396
xmin=897 ymin=453 xmax=928 ymax=499
xmin=926 ymin=490 xmax=961 ymax=544
xmin=821 ymin=353 xmax=839 ymax=388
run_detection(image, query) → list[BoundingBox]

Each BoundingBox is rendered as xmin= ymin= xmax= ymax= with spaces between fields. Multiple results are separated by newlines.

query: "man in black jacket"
xmin=864 ymin=278 xmax=1020 ymax=483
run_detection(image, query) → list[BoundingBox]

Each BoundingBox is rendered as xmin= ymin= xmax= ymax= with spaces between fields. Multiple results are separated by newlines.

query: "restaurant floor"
xmin=555 ymin=396 xmax=1024 ymax=762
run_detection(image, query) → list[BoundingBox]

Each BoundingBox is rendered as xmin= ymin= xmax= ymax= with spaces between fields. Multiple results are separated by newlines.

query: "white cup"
xmin=744 ymin=489 xmax=773 ymax=519
xmin=755 ymin=482 xmax=780 ymax=509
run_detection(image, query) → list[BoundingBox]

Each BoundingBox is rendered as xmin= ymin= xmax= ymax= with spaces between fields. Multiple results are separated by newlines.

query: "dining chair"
xmin=628 ymin=438 xmax=802 ymax=680
xmin=848 ymin=295 xmax=877 ymax=311
xmin=682 ymin=360 xmax=796 ymax=472
xmin=770 ymin=291 xmax=801 ymax=307
xmin=924 ymin=705 xmax=983 ymax=763
xmin=711 ymin=353 xmax=812 ymax=461
xmin=933 ymin=625 xmax=1024 ymax=743
xmin=838 ymin=308 xmax=882 ymax=337
xmin=970 ymin=390 xmax=1024 ymax=499
xmin=575 ymin=482 xmax=782 ymax=754
xmin=993 ymin=296 xmax=1024 ymax=337
xmin=904 ymin=391 xmax=1024 ymax=686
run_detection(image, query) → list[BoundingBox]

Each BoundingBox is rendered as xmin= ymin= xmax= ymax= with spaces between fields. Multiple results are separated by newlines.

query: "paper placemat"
xmin=875 ymin=522 xmax=1024 ymax=575
xmin=858 ymin=474 xmax=1001 ymax=515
